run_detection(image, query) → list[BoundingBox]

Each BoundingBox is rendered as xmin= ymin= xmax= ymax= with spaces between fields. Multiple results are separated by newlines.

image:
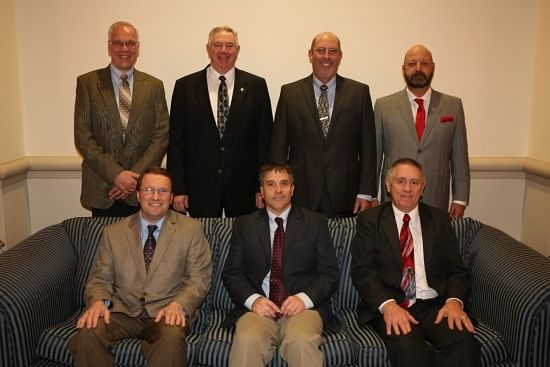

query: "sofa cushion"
xmin=207 ymin=219 xmax=235 ymax=311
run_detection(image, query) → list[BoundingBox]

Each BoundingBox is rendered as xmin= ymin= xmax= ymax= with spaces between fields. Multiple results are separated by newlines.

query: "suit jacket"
xmin=375 ymin=89 xmax=470 ymax=211
xmin=84 ymin=210 xmax=212 ymax=319
xmin=167 ymin=67 xmax=273 ymax=217
xmin=221 ymin=206 xmax=341 ymax=330
xmin=271 ymin=74 xmax=377 ymax=214
xmin=74 ymin=66 xmax=169 ymax=209
xmin=350 ymin=202 xmax=468 ymax=326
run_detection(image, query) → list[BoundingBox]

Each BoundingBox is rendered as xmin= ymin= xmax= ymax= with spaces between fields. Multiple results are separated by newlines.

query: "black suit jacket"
xmin=350 ymin=202 xmax=468 ymax=326
xmin=167 ymin=67 xmax=273 ymax=217
xmin=270 ymin=74 xmax=376 ymax=213
xmin=221 ymin=206 xmax=341 ymax=330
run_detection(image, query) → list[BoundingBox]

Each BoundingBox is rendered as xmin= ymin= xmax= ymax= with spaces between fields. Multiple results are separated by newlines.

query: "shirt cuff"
xmin=356 ymin=194 xmax=373 ymax=201
xmin=378 ymin=299 xmax=396 ymax=314
xmin=244 ymin=293 xmax=263 ymax=310
xmin=295 ymin=292 xmax=314 ymax=309
xmin=446 ymin=298 xmax=464 ymax=309
xmin=452 ymin=200 xmax=467 ymax=206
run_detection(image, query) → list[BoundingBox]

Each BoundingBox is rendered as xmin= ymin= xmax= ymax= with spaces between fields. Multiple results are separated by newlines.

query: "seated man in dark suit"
xmin=351 ymin=158 xmax=480 ymax=367
xmin=222 ymin=162 xmax=340 ymax=367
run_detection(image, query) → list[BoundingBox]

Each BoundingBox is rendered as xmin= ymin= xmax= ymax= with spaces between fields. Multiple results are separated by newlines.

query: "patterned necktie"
xmin=143 ymin=225 xmax=157 ymax=272
xmin=414 ymin=98 xmax=425 ymax=141
xmin=269 ymin=217 xmax=287 ymax=313
xmin=217 ymin=75 xmax=229 ymax=139
xmin=119 ymin=74 xmax=132 ymax=141
xmin=318 ymin=84 xmax=330 ymax=137
xmin=400 ymin=214 xmax=416 ymax=308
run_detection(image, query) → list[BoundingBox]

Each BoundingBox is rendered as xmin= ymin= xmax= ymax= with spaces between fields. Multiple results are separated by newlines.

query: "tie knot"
xmin=219 ymin=75 xmax=226 ymax=83
xmin=320 ymin=84 xmax=328 ymax=92
xmin=414 ymin=98 xmax=424 ymax=107
xmin=147 ymin=225 xmax=157 ymax=236
xmin=275 ymin=217 xmax=284 ymax=228
xmin=121 ymin=74 xmax=128 ymax=82
xmin=403 ymin=214 xmax=410 ymax=224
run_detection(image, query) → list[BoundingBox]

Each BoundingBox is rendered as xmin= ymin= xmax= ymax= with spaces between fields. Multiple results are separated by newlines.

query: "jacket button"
xmin=218 ymin=169 xmax=223 ymax=174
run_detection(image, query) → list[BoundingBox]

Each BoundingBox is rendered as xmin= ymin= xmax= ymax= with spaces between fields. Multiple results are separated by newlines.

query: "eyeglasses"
xmin=210 ymin=42 xmax=236 ymax=51
xmin=314 ymin=47 xmax=341 ymax=56
xmin=140 ymin=187 xmax=171 ymax=197
xmin=109 ymin=40 xmax=139 ymax=49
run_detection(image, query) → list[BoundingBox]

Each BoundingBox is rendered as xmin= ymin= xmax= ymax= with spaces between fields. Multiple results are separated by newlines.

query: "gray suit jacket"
xmin=271 ymin=75 xmax=377 ymax=213
xmin=84 ymin=210 xmax=212 ymax=319
xmin=74 ymin=66 xmax=169 ymax=209
xmin=375 ymin=89 xmax=470 ymax=211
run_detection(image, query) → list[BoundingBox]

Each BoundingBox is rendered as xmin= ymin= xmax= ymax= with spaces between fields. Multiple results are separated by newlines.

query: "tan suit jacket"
xmin=84 ymin=210 xmax=212 ymax=318
xmin=75 ymin=66 xmax=169 ymax=209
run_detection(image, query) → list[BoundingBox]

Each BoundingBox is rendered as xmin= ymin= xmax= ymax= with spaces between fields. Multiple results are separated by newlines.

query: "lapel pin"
xmin=240 ymin=87 xmax=245 ymax=92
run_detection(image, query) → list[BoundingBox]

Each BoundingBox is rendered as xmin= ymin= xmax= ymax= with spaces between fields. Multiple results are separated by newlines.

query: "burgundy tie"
xmin=269 ymin=217 xmax=287 ymax=311
xmin=400 ymin=214 xmax=416 ymax=308
xmin=143 ymin=225 xmax=157 ymax=272
xmin=414 ymin=98 xmax=425 ymax=141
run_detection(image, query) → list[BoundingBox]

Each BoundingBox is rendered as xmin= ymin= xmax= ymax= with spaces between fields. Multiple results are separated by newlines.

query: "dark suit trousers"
xmin=92 ymin=200 xmax=139 ymax=217
xmin=69 ymin=312 xmax=188 ymax=367
xmin=371 ymin=299 xmax=480 ymax=367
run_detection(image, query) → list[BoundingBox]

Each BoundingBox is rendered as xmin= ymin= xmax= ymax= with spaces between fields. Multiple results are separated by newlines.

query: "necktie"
xmin=217 ymin=75 xmax=229 ymax=139
xmin=400 ymin=214 xmax=416 ymax=308
xmin=269 ymin=217 xmax=287 ymax=314
xmin=414 ymin=98 xmax=425 ymax=141
xmin=143 ymin=225 xmax=157 ymax=272
xmin=119 ymin=74 xmax=132 ymax=141
xmin=318 ymin=84 xmax=330 ymax=137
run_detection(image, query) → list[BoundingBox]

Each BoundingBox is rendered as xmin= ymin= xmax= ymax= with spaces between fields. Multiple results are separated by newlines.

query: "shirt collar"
xmin=139 ymin=211 xmax=166 ymax=234
xmin=110 ymin=64 xmax=134 ymax=80
xmin=207 ymin=65 xmax=236 ymax=85
xmin=392 ymin=203 xmax=420 ymax=224
xmin=266 ymin=205 xmax=291 ymax=224
xmin=406 ymin=87 xmax=432 ymax=105
xmin=313 ymin=74 xmax=337 ymax=89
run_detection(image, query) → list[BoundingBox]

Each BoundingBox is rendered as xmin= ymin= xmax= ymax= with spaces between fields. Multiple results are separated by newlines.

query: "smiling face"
xmin=137 ymin=173 xmax=173 ymax=222
xmin=308 ymin=32 xmax=342 ymax=84
xmin=206 ymin=30 xmax=240 ymax=75
xmin=108 ymin=24 xmax=140 ymax=72
xmin=385 ymin=163 xmax=426 ymax=213
xmin=260 ymin=169 xmax=295 ymax=216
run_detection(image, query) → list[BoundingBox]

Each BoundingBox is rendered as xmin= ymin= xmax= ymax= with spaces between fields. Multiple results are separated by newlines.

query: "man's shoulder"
xmin=432 ymin=89 xmax=463 ymax=105
xmin=281 ymin=75 xmax=311 ymax=90
xmin=164 ymin=210 xmax=203 ymax=231
xmin=174 ymin=68 xmax=207 ymax=85
xmin=235 ymin=68 xmax=267 ymax=83
xmin=77 ymin=66 xmax=109 ymax=82
xmin=134 ymin=69 xmax=163 ymax=85
xmin=336 ymin=75 xmax=369 ymax=90
xmin=289 ymin=206 xmax=328 ymax=226
xmin=376 ymin=89 xmax=407 ymax=105
xmin=418 ymin=202 xmax=452 ymax=225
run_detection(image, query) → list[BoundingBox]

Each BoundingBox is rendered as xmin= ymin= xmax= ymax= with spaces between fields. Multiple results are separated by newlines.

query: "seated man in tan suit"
xmin=69 ymin=167 xmax=212 ymax=367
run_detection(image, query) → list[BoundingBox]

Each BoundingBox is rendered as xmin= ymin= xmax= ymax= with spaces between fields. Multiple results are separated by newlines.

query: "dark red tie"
xmin=143 ymin=225 xmax=157 ymax=272
xmin=415 ymin=98 xmax=425 ymax=141
xmin=400 ymin=214 xmax=416 ymax=308
xmin=269 ymin=217 xmax=287 ymax=310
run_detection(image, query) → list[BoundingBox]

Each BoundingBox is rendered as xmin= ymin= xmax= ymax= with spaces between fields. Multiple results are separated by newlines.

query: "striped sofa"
xmin=0 ymin=216 xmax=548 ymax=367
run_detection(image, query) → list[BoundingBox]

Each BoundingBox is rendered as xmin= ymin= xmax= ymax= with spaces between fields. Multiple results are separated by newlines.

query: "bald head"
xmin=402 ymin=44 xmax=435 ymax=95
xmin=308 ymin=32 xmax=343 ymax=84
xmin=403 ymin=44 xmax=433 ymax=64
xmin=310 ymin=32 xmax=341 ymax=50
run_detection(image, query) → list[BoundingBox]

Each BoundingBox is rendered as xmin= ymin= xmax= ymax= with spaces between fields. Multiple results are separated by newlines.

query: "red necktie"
xmin=414 ymin=98 xmax=425 ymax=141
xmin=269 ymin=217 xmax=287 ymax=311
xmin=400 ymin=214 xmax=416 ymax=308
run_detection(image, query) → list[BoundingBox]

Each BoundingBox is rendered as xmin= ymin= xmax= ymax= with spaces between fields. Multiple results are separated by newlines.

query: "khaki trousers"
xmin=229 ymin=310 xmax=324 ymax=367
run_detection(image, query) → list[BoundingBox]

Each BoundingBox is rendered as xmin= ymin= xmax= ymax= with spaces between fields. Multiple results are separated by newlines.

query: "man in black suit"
xmin=168 ymin=26 xmax=273 ymax=217
xmin=270 ymin=32 xmax=376 ymax=217
xmin=222 ymin=162 xmax=340 ymax=367
xmin=351 ymin=158 xmax=480 ymax=367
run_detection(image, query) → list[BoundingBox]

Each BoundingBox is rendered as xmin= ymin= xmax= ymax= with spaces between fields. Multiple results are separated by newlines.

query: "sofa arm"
xmin=0 ymin=224 xmax=78 ymax=367
xmin=468 ymin=225 xmax=550 ymax=367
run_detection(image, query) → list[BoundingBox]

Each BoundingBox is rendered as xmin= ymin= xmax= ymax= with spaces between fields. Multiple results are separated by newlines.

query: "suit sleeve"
xmin=74 ymin=76 xmax=124 ymax=184
xmin=129 ymin=79 xmax=170 ymax=174
xmin=167 ymin=80 xmax=187 ymax=195
xmin=255 ymin=78 xmax=274 ymax=190
xmin=450 ymin=98 xmax=470 ymax=203
xmin=358 ymin=85 xmax=377 ymax=197
xmin=374 ymin=98 xmax=384 ymax=198
xmin=270 ymin=86 xmax=290 ymax=162
xmin=83 ymin=230 xmax=115 ymax=307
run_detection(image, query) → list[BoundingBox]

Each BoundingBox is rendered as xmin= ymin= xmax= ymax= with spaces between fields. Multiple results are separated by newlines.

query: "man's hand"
xmin=435 ymin=299 xmax=475 ymax=334
xmin=255 ymin=192 xmax=265 ymax=209
xmin=114 ymin=170 xmax=139 ymax=193
xmin=76 ymin=300 xmax=110 ymax=329
xmin=371 ymin=198 xmax=380 ymax=207
xmin=353 ymin=198 xmax=372 ymax=214
xmin=382 ymin=301 xmax=419 ymax=336
xmin=172 ymin=195 xmax=189 ymax=213
xmin=155 ymin=301 xmax=187 ymax=327
xmin=251 ymin=297 xmax=281 ymax=319
xmin=449 ymin=203 xmax=466 ymax=219
xmin=280 ymin=295 xmax=305 ymax=317
xmin=108 ymin=186 xmax=127 ymax=200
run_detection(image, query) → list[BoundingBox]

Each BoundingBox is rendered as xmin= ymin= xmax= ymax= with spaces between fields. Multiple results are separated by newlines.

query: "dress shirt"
xmin=244 ymin=206 xmax=314 ymax=310
xmin=207 ymin=66 xmax=235 ymax=126
xmin=110 ymin=64 xmax=134 ymax=109
xmin=139 ymin=213 xmax=166 ymax=248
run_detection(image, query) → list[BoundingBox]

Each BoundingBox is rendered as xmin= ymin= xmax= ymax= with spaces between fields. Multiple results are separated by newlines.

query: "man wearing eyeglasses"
xmin=75 ymin=21 xmax=169 ymax=217
xmin=270 ymin=32 xmax=377 ymax=218
xmin=69 ymin=167 xmax=212 ymax=366
xmin=374 ymin=44 xmax=470 ymax=218
xmin=168 ymin=25 xmax=272 ymax=217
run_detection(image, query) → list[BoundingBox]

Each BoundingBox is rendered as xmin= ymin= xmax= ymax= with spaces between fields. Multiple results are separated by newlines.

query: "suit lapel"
xmin=256 ymin=210 xmax=272 ymax=260
xmin=224 ymin=68 xmax=248 ymax=142
xmin=301 ymin=76 xmax=325 ymax=140
xmin=422 ymin=90 xmax=441 ymax=145
xmin=124 ymin=214 xmax=148 ymax=279
xmin=147 ymin=211 xmax=176 ymax=275
xmin=418 ymin=204 xmax=434 ymax=268
xmin=381 ymin=204 xmax=403 ymax=267
xmin=97 ymin=67 xmax=124 ymax=142
xmin=195 ymin=67 xmax=219 ymax=139
xmin=282 ymin=207 xmax=302 ymax=256
xmin=397 ymin=89 xmax=419 ymax=144
xmin=327 ymin=75 xmax=345 ymax=139
xmin=127 ymin=69 xmax=146 ymax=131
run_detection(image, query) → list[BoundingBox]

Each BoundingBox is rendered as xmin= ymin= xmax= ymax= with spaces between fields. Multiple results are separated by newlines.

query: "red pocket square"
xmin=440 ymin=115 xmax=454 ymax=123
